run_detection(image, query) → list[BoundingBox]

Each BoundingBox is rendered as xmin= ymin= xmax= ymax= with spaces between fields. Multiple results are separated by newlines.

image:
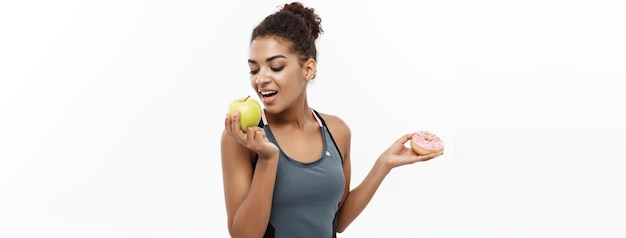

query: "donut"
xmin=410 ymin=130 xmax=444 ymax=155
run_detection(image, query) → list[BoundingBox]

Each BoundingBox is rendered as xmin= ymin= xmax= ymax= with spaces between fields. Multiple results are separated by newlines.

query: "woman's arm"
xmin=322 ymin=114 xmax=440 ymax=233
xmin=221 ymin=113 xmax=279 ymax=238
xmin=335 ymin=157 xmax=389 ymax=232
xmin=337 ymin=134 xmax=440 ymax=232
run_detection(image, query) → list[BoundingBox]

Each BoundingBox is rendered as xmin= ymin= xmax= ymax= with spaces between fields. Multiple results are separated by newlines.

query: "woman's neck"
xmin=265 ymin=96 xmax=314 ymax=130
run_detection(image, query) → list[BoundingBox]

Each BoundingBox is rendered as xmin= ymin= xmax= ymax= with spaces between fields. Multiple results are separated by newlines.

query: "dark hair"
xmin=251 ymin=2 xmax=323 ymax=63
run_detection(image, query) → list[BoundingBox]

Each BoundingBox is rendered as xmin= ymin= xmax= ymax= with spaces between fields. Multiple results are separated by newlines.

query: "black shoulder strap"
xmin=312 ymin=109 xmax=344 ymax=164
xmin=257 ymin=118 xmax=264 ymax=128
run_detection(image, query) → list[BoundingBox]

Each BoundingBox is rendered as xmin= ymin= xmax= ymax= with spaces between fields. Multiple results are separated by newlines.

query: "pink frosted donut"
xmin=410 ymin=130 xmax=444 ymax=155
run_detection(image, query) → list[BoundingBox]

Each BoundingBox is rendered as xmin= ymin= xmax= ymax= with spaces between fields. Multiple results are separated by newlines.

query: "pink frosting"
xmin=412 ymin=130 xmax=444 ymax=152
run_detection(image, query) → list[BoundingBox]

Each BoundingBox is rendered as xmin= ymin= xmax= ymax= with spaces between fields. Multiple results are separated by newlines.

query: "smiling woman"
xmin=2 ymin=0 xmax=624 ymax=237
xmin=220 ymin=2 xmax=442 ymax=238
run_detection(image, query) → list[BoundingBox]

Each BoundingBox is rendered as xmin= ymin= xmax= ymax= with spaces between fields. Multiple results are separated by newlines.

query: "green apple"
xmin=228 ymin=95 xmax=262 ymax=133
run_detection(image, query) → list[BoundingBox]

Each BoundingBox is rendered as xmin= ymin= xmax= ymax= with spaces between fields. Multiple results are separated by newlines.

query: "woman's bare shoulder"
xmin=221 ymin=129 xmax=256 ymax=164
xmin=316 ymin=111 xmax=351 ymax=143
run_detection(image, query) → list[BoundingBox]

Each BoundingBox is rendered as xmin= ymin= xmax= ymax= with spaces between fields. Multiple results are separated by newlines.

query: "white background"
xmin=1 ymin=0 xmax=624 ymax=237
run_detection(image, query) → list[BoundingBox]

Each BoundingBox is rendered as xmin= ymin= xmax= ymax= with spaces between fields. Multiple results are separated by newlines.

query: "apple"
xmin=228 ymin=95 xmax=262 ymax=133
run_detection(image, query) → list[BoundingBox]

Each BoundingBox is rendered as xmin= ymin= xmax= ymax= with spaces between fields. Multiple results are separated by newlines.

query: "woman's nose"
xmin=255 ymin=69 xmax=271 ymax=84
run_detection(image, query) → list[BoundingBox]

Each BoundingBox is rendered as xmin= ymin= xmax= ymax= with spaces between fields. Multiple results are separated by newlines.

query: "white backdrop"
xmin=1 ymin=0 xmax=624 ymax=237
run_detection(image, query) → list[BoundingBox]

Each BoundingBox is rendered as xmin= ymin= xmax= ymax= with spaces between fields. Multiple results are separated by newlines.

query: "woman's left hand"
xmin=378 ymin=133 xmax=442 ymax=171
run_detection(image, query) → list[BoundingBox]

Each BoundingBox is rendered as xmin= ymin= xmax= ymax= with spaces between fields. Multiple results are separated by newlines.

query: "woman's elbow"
xmin=336 ymin=224 xmax=348 ymax=233
xmin=229 ymin=224 xmax=265 ymax=238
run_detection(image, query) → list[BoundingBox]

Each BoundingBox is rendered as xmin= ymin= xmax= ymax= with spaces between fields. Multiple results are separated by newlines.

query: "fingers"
xmin=224 ymin=113 xmax=231 ymax=132
xmin=394 ymin=133 xmax=413 ymax=145
xmin=225 ymin=113 xmax=236 ymax=137
xmin=419 ymin=152 xmax=440 ymax=161
xmin=230 ymin=110 xmax=241 ymax=134
xmin=246 ymin=125 xmax=257 ymax=145
xmin=225 ymin=111 xmax=247 ymax=143
xmin=241 ymin=126 xmax=274 ymax=156
xmin=226 ymin=111 xmax=268 ymax=150
xmin=249 ymin=127 xmax=269 ymax=144
xmin=405 ymin=151 xmax=440 ymax=164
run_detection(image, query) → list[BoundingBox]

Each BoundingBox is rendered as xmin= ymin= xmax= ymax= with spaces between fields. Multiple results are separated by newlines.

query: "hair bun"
xmin=280 ymin=2 xmax=323 ymax=39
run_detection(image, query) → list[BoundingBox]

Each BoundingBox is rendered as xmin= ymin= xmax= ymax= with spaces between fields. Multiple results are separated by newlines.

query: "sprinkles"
xmin=411 ymin=130 xmax=444 ymax=155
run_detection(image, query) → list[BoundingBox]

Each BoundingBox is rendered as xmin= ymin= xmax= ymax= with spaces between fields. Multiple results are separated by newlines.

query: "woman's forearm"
xmin=336 ymin=159 xmax=391 ymax=233
xmin=230 ymin=157 xmax=278 ymax=238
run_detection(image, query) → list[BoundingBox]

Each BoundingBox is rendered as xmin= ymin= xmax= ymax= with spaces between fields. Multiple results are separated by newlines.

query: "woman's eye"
xmin=249 ymin=69 xmax=259 ymax=75
xmin=271 ymin=66 xmax=284 ymax=72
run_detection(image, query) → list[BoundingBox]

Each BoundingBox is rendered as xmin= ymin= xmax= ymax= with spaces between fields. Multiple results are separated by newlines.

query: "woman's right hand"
xmin=225 ymin=111 xmax=279 ymax=159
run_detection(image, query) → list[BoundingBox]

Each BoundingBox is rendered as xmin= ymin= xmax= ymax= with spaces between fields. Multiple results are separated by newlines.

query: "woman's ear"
xmin=303 ymin=58 xmax=317 ymax=81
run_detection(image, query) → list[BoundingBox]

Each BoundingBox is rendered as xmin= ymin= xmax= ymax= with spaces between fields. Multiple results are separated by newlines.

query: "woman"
xmin=221 ymin=2 xmax=441 ymax=237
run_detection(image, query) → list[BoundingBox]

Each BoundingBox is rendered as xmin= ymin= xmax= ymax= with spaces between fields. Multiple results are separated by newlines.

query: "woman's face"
xmin=248 ymin=36 xmax=312 ymax=114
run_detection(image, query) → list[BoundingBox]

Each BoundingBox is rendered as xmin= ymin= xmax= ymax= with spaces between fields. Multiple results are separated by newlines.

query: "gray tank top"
xmin=254 ymin=108 xmax=345 ymax=238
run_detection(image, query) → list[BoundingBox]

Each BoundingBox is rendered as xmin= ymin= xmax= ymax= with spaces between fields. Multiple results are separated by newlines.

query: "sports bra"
xmin=253 ymin=108 xmax=345 ymax=238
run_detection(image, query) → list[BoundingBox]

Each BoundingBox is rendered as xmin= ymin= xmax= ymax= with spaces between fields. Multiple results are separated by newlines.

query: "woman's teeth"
xmin=260 ymin=91 xmax=277 ymax=97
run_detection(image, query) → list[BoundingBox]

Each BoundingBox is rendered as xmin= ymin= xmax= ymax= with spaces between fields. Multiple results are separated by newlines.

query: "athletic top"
xmin=253 ymin=108 xmax=345 ymax=238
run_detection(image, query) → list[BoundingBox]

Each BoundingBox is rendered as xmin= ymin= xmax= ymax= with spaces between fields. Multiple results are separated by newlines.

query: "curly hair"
xmin=251 ymin=2 xmax=323 ymax=63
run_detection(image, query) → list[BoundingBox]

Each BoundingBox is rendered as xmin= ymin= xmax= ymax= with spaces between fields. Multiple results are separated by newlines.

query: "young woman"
xmin=221 ymin=2 xmax=441 ymax=237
